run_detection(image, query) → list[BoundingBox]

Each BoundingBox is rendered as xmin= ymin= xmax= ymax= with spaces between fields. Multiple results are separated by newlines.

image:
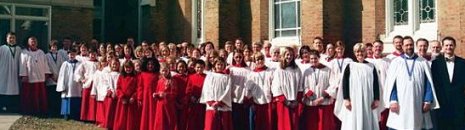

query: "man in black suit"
xmin=431 ymin=36 xmax=465 ymax=130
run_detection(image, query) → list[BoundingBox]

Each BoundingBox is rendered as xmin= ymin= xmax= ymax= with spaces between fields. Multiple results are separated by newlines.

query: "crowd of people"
xmin=0 ymin=31 xmax=464 ymax=130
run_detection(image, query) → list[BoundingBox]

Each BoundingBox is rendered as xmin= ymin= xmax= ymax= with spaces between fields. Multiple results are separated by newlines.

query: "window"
xmin=0 ymin=3 xmax=51 ymax=51
xmin=384 ymin=0 xmax=437 ymax=47
xmin=270 ymin=0 xmax=301 ymax=46
xmin=191 ymin=0 xmax=204 ymax=46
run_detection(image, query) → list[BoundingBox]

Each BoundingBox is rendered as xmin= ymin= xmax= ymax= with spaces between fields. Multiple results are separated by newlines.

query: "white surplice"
xmin=271 ymin=67 xmax=302 ymax=101
xmin=56 ymin=61 xmax=82 ymax=98
xmin=228 ymin=66 xmax=251 ymax=103
xmin=325 ymin=58 xmax=353 ymax=98
xmin=0 ymin=45 xmax=21 ymax=95
xmin=46 ymin=52 xmax=67 ymax=86
xmin=302 ymin=66 xmax=333 ymax=106
xmin=199 ymin=72 xmax=232 ymax=111
xmin=19 ymin=49 xmax=51 ymax=83
xmin=74 ymin=60 xmax=98 ymax=88
xmin=244 ymin=68 xmax=274 ymax=104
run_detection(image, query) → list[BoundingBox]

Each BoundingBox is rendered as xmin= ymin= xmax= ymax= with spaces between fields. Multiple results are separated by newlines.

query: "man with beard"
xmin=386 ymin=35 xmax=404 ymax=60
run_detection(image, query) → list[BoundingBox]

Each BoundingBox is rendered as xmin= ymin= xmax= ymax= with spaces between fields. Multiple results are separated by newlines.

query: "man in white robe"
xmin=384 ymin=36 xmax=439 ymax=130
xmin=0 ymin=32 xmax=22 ymax=113
xmin=386 ymin=35 xmax=404 ymax=60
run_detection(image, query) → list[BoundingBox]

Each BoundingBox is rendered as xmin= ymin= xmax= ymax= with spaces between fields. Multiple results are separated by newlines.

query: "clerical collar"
xmin=253 ymin=66 xmax=268 ymax=72
xmin=68 ymin=59 xmax=78 ymax=63
xmin=401 ymin=53 xmax=418 ymax=60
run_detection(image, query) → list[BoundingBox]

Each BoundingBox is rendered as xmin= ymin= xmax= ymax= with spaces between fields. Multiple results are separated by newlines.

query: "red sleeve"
xmin=129 ymin=77 xmax=138 ymax=99
xmin=137 ymin=75 xmax=143 ymax=101
xmin=116 ymin=76 xmax=124 ymax=99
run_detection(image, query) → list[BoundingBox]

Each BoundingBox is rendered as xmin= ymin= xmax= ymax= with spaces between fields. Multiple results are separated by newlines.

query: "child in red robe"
xmin=184 ymin=60 xmax=207 ymax=130
xmin=137 ymin=57 xmax=159 ymax=130
xmin=200 ymin=57 xmax=233 ymax=130
xmin=90 ymin=57 xmax=108 ymax=127
xmin=173 ymin=60 xmax=189 ymax=130
xmin=153 ymin=63 xmax=179 ymax=130
xmin=75 ymin=49 xmax=98 ymax=121
xmin=113 ymin=61 xmax=139 ymax=130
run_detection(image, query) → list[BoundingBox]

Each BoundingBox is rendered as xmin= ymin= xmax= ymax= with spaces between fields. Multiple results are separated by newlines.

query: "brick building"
xmin=1 ymin=0 xmax=465 ymax=56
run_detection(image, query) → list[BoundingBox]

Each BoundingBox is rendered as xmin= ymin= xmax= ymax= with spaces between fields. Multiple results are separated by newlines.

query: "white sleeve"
xmin=56 ymin=63 xmax=68 ymax=92
xmin=19 ymin=50 xmax=28 ymax=77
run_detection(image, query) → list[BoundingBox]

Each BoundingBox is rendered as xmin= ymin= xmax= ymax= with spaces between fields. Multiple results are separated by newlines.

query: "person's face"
xmin=309 ymin=54 xmax=319 ymax=66
xmin=106 ymin=55 xmax=115 ymax=61
xmin=284 ymin=50 xmax=294 ymax=62
xmin=394 ymin=38 xmax=403 ymax=51
xmin=28 ymin=38 xmax=38 ymax=49
xmin=161 ymin=48 xmax=170 ymax=56
xmin=106 ymin=45 xmax=113 ymax=52
xmin=195 ymin=64 xmax=204 ymax=74
xmin=244 ymin=49 xmax=252 ymax=57
xmin=6 ymin=34 xmax=16 ymax=45
xmin=144 ymin=50 xmax=153 ymax=58
xmin=355 ymin=50 xmax=366 ymax=62
xmin=127 ymin=38 xmax=134 ymax=46
xmin=115 ymin=45 xmax=122 ymax=52
xmin=443 ymin=40 xmax=455 ymax=56
xmin=110 ymin=61 xmax=120 ymax=71
xmin=366 ymin=46 xmax=373 ymax=56
xmin=177 ymin=63 xmax=187 ymax=74
xmin=124 ymin=65 xmax=134 ymax=74
xmin=142 ymin=43 xmax=149 ymax=50
xmin=124 ymin=46 xmax=132 ymax=56
xmin=219 ymin=51 xmax=227 ymax=59
xmin=63 ymin=39 xmax=71 ymax=48
xmin=160 ymin=67 xmax=170 ymax=77
xmin=134 ymin=62 xmax=141 ymax=72
xmin=147 ymin=61 xmax=154 ymax=71
xmin=272 ymin=49 xmax=280 ymax=59
xmin=431 ymin=42 xmax=442 ymax=54
xmin=326 ymin=45 xmax=335 ymax=56
xmin=416 ymin=41 xmax=428 ymax=54
xmin=100 ymin=61 xmax=108 ymax=68
xmin=215 ymin=62 xmax=226 ymax=72
xmin=335 ymin=47 xmax=344 ymax=58
xmin=80 ymin=46 xmax=88 ymax=56
xmin=252 ymin=44 xmax=261 ymax=53
xmin=136 ymin=50 xmax=143 ymax=57
xmin=68 ymin=52 xmax=77 ymax=60
xmin=264 ymin=44 xmax=271 ymax=52
xmin=225 ymin=44 xmax=233 ymax=52
xmin=205 ymin=44 xmax=213 ymax=51
xmin=192 ymin=50 xmax=201 ymax=59
xmin=234 ymin=53 xmax=244 ymax=64
xmin=89 ymin=52 xmax=97 ymax=60
xmin=402 ymin=39 xmax=415 ymax=55
xmin=255 ymin=57 xmax=265 ymax=68
xmin=313 ymin=39 xmax=324 ymax=52
xmin=50 ymin=45 xmax=58 ymax=52
xmin=99 ymin=45 xmax=106 ymax=52
xmin=235 ymin=40 xmax=244 ymax=50
xmin=373 ymin=42 xmax=384 ymax=55
xmin=301 ymin=50 xmax=310 ymax=61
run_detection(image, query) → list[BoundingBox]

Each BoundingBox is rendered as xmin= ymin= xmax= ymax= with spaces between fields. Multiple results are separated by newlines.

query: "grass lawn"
xmin=9 ymin=116 xmax=102 ymax=130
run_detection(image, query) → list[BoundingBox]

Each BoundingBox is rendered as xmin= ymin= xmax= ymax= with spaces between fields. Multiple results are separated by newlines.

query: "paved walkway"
xmin=0 ymin=114 xmax=21 ymax=130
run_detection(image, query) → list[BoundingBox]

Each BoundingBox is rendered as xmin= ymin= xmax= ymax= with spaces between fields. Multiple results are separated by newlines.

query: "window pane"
xmin=281 ymin=30 xmax=296 ymax=37
xmin=15 ymin=20 xmax=49 ymax=51
xmin=394 ymin=0 xmax=408 ymax=25
xmin=420 ymin=0 xmax=435 ymax=23
xmin=281 ymin=2 xmax=297 ymax=28
xmin=15 ymin=6 xmax=48 ymax=17
xmin=275 ymin=31 xmax=281 ymax=38
xmin=197 ymin=0 xmax=202 ymax=38
xmin=0 ymin=5 xmax=12 ymax=15
xmin=0 ymin=19 xmax=11 ymax=46
xmin=274 ymin=4 xmax=280 ymax=29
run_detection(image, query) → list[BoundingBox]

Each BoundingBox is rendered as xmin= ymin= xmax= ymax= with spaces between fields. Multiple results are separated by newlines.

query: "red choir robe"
xmin=137 ymin=72 xmax=159 ymax=130
xmin=301 ymin=64 xmax=335 ymax=130
xmin=104 ymin=71 xmax=120 ymax=129
xmin=113 ymin=74 xmax=139 ymax=130
xmin=173 ymin=73 xmax=188 ymax=130
xmin=75 ymin=60 xmax=98 ymax=121
xmin=244 ymin=66 xmax=274 ymax=130
xmin=154 ymin=77 xmax=179 ymax=130
xmin=184 ymin=73 xmax=207 ymax=130
xmin=200 ymin=72 xmax=233 ymax=130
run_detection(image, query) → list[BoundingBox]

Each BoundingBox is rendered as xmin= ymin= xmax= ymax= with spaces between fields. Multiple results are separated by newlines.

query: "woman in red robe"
xmin=153 ymin=63 xmax=178 ymax=130
xmin=137 ymin=58 xmax=159 ymax=130
xmin=113 ymin=61 xmax=139 ymax=130
xmin=184 ymin=60 xmax=207 ymax=130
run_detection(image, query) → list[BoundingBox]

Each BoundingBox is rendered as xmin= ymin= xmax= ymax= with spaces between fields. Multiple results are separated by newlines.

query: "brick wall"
xmin=249 ymin=0 xmax=269 ymax=44
xmin=438 ymin=0 xmax=465 ymax=56
xmin=203 ymin=0 xmax=220 ymax=47
xmin=301 ymin=0 xmax=324 ymax=46
xmin=51 ymin=6 xmax=93 ymax=42
xmin=323 ymin=0 xmax=344 ymax=44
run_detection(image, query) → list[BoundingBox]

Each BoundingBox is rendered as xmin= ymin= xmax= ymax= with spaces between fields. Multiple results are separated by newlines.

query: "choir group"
xmin=1 ymin=31 xmax=465 ymax=130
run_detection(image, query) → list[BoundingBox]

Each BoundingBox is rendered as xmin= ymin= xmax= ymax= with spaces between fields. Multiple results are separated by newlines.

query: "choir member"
xmin=229 ymin=50 xmax=252 ymax=130
xmin=46 ymin=40 xmax=67 ymax=116
xmin=365 ymin=43 xmax=374 ymax=58
xmin=296 ymin=45 xmax=312 ymax=74
xmin=153 ymin=63 xmax=179 ymax=130
xmin=19 ymin=36 xmax=51 ymax=114
xmin=113 ymin=61 xmax=139 ymax=130
xmin=384 ymin=36 xmax=439 ymax=130
xmin=386 ymin=35 xmax=404 ymax=60
xmin=334 ymin=43 xmax=382 ymax=130
xmin=138 ymin=58 xmax=160 ymax=130
xmin=326 ymin=42 xmax=353 ymax=98
xmin=200 ymin=57 xmax=233 ymax=130
xmin=0 ymin=32 xmax=21 ymax=113
xmin=429 ymin=40 xmax=442 ymax=59
xmin=312 ymin=37 xmax=327 ymax=59
xmin=301 ymin=49 xmax=334 ymax=130
xmin=158 ymin=46 xmax=170 ymax=63
xmin=321 ymin=42 xmax=335 ymax=65
xmin=76 ymin=44 xmax=89 ymax=62
xmin=173 ymin=60 xmax=189 ymax=130
xmin=90 ymin=57 xmax=111 ymax=127
xmin=56 ymin=49 xmax=82 ymax=120
xmin=262 ymin=40 xmax=272 ymax=59
xmin=58 ymin=37 xmax=72 ymax=61
xmin=271 ymin=47 xmax=303 ymax=130
xmin=265 ymin=47 xmax=281 ymax=69
xmin=185 ymin=60 xmax=207 ymax=130
xmin=75 ymin=48 xmax=98 ymax=121
xmin=245 ymin=52 xmax=274 ymax=130
xmin=431 ymin=37 xmax=465 ymax=130
xmin=416 ymin=38 xmax=433 ymax=61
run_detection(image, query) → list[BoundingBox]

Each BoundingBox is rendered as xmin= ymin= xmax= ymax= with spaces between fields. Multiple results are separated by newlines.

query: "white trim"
xmin=191 ymin=0 xmax=204 ymax=46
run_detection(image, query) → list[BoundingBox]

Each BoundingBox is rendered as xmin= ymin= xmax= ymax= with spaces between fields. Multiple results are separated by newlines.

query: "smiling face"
xmin=309 ymin=54 xmax=319 ymax=66
xmin=373 ymin=42 xmax=384 ymax=56
xmin=313 ymin=39 xmax=324 ymax=52
xmin=416 ymin=40 xmax=429 ymax=55
xmin=403 ymin=39 xmax=415 ymax=56
xmin=7 ymin=34 xmax=16 ymax=45
xmin=443 ymin=39 xmax=455 ymax=56
xmin=394 ymin=37 xmax=403 ymax=51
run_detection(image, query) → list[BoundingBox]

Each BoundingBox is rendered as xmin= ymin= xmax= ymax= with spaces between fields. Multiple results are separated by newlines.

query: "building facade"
xmin=1 ymin=0 xmax=465 ymax=56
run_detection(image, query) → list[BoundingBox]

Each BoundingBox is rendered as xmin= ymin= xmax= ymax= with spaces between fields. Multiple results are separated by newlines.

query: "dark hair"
xmin=141 ymin=57 xmax=160 ymax=73
xmin=232 ymin=49 xmax=248 ymax=67
xmin=373 ymin=40 xmax=384 ymax=45
xmin=68 ymin=48 xmax=78 ymax=54
xmin=335 ymin=40 xmax=345 ymax=49
xmin=308 ymin=49 xmax=320 ymax=58
xmin=393 ymin=35 xmax=403 ymax=41
xmin=365 ymin=43 xmax=373 ymax=47
xmin=205 ymin=42 xmax=215 ymax=49
xmin=442 ymin=36 xmax=456 ymax=46
xmin=313 ymin=36 xmax=323 ymax=41
xmin=120 ymin=60 xmax=135 ymax=76
xmin=403 ymin=36 xmax=414 ymax=44
xmin=6 ymin=32 xmax=15 ymax=36
xmin=195 ymin=59 xmax=206 ymax=66
xmin=416 ymin=38 xmax=429 ymax=46
xmin=299 ymin=45 xmax=311 ymax=58
xmin=175 ymin=60 xmax=187 ymax=73
xmin=88 ymin=48 xmax=97 ymax=54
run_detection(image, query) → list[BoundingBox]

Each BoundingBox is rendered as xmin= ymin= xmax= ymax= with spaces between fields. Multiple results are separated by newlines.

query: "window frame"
xmin=269 ymin=0 xmax=301 ymax=47
xmin=191 ymin=0 xmax=204 ymax=46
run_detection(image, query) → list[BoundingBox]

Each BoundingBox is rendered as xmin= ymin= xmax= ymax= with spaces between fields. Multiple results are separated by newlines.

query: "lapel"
xmin=439 ymin=55 xmax=453 ymax=84
xmin=451 ymin=56 xmax=462 ymax=85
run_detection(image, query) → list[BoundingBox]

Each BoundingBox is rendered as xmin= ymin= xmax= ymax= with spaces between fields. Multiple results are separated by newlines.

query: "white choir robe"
xmin=74 ymin=60 xmax=98 ymax=88
xmin=106 ymin=71 xmax=119 ymax=97
xmin=90 ymin=70 xmax=113 ymax=101
xmin=57 ymin=61 xmax=82 ymax=98
xmin=228 ymin=66 xmax=251 ymax=103
xmin=302 ymin=66 xmax=333 ymax=106
xmin=271 ymin=67 xmax=303 ymax=101
xmin=334 ymin=62 xmax=383 ymax=130
xmin=383 ymin=56 xmax=439 ymax=130
xmin=296 ymin=62 xmax=311 ymax=74
xmin=366 ymin=57 xmax=391 ymax=108
xmin=244 ymin=68 xmax=274 ymax=104
xmin=46 ymin=52 xmax=66 ymax=86
xmin=0 ymin=45 xmax=21 ymax=95
xmin=386 ymin=52 xmax=402 ymax=61
xmin=58 ymin=49 xmax=69 ymax=61
xmin=200 ymin=72 xmax=233 ymax=111
xmin=325 ymin=58 xmax=353 ymax=98
xmin=264 ymin=59 xmax=280 ymax=69
xmin=19 ymin=49 xmax=51 ymax=83
xmin=76 ymin=55 xmax=89 ymax=63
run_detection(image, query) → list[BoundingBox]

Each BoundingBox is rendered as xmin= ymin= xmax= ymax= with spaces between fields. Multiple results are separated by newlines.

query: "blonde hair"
xmin=353 ymin=43 xmax=366 ymax=52
xmin=253 ymin=52 xmax=265 ymax=62
xmin=279 ymin=47 xmax=297 ymax=69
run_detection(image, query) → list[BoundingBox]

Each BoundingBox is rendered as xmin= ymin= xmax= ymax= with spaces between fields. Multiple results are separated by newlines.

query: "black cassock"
xmin=431 ymin=54 xmax=465 ymax=130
